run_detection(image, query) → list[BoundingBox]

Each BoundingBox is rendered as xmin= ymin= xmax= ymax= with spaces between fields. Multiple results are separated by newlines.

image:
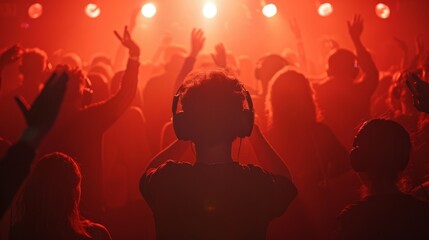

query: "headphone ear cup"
xmin=173 ymin=112 xmax=192 ymax=141
xmin=350 ymin=147 xmax=369 ymax=172
xmin=237 ymin=110 xmax=254 ymax=138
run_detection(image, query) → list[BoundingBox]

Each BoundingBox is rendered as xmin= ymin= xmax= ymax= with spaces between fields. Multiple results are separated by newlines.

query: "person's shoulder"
xmin=144 ymin=160 xmax=193 ymax=179
xmin=83 ymin=220 xmax=112 ymax=240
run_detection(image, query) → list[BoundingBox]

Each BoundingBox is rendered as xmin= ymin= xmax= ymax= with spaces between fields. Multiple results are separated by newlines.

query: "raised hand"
xmin=15 ymin=66 xmax=69 ymax=146
xmin=406 ymin=72 xmax=429 ymax=114
xmin=394 ymin=37 xmax=408 ymax=53
xmin=347 ymin=14 xmax=364 ymax=42
xmin=416 ymin=35 xmax=425 ymax=57
xmin=190 ymin=28 xmax=205 ymax=58
xmin=0 ymin=44 xmax=23 ymax=69
xmin=114 ymin=26 xmax=140 ymax=57
xmin=211 ymin=43 xmax=227 ymax=68
xmin=288 ymin=18 xmax=302 ymax=40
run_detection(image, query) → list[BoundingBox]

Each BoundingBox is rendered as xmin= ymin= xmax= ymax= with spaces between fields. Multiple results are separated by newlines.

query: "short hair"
xmin=179 ymin=69 xmax=246 ymax=143
xmin=353 ymin=119 xmax=411 ymax=174
xmin=327 ymin=48 xmax=357 ymax=77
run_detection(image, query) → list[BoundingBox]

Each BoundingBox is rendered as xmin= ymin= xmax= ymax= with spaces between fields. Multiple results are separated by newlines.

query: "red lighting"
xmin=262 ymin=4 xmax=277 ymax=18
xmin=375 ymin=3 xmax=390 ymax=19
xmin=85 ymin=3 xmax=101 ymax=18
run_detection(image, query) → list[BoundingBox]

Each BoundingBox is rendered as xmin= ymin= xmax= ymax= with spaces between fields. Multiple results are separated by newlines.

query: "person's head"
xmin=18 ymin=152 xmax=88 ymax=237
xmin=173 ymin=69 xmax=253 ymax=145
xmin=63 ymin=68 xmax=92 ymax=109
xmin=87 ymin=72 xmax=109 ymax=103
xmin=266 ymin=69 xmax=319 ymax=129
xmin=350 ymin=119 xmax=411 ymax=183
xmin=327 ymin=48 xmax=359 ymax=80
xmin=254 ymin=54 xmax=288 ymax=86
xmin=19 ymin=48 xmax=49 ymax=84
xmin=60 ymin=52 xmax=82 ymax=69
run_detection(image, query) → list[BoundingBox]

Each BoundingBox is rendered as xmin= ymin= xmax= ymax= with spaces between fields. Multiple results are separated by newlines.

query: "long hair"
xmin=265 ymin=69 xmax=321 ymax=130
xmin=13 ymin=152 xmax=89 ymax=239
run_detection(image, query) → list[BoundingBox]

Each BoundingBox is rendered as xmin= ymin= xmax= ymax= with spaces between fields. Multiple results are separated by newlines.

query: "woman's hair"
xmin=14 ymin=152 xmax=89 ymax=239
xmin=265 ymin=69 xmax=320 ymax=130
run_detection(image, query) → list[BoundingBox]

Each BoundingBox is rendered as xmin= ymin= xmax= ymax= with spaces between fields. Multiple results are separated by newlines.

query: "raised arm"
xmin=144 ymin=139 xmax=189 ymax=171
xmin=83 ymin=26 xmax=140 ymax=130
xmin=173 ymin=28 xmax=205 ymax=92
xmin=248 ymin=125 xmax=292 ymax=180
xmin=348 ymin=15 xmax=379 ymax=90
xmin=289 ymin=18 xmax=308 ymax=73
xmin=0 ymin=68 xmax=68 ymax=218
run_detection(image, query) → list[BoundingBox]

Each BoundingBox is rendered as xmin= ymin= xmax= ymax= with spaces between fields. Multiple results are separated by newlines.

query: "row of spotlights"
xmin=28 ymin=2 xmax=392 ymax=20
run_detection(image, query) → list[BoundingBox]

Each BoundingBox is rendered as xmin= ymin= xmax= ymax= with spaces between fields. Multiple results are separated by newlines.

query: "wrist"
xmin=129 ymin=55 xmax=140 ymax=62
xmin=19 ymin=127 xmax=45 ymax=149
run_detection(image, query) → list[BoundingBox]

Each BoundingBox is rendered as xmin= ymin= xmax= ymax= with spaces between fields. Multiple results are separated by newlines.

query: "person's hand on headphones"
xmin=211 ymin=43 xmax=227 ymax=68
xmin=406 ymin=72 xmax=429 ymax=114
xmin=15 ymin=66 xmax=69 ymax=148
xmin=190 ymin=28 xmax=205 ymax=58
xmin=347 ymin=14 xmax=364 ymax=42
xmin=114 ymin=26 xmax=140 ymax=57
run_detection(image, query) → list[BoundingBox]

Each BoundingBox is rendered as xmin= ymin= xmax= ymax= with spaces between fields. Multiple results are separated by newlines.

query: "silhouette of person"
xmin=10 ymin=152 xmax=111 ymax=240
xmin=315 ymin=15 xmax=379 ymax=148
xmin=0 ymin=65 xmax=69 ymax=218
xmin=335 ymin=119 xmax=429 ymax=240
xmin=140 ymin=69 xmax=297 ymax=240
xmin=264 ymin=69 xmax=352 ymax=240
xmin=38 ymin=27 xmax=140 ymax=217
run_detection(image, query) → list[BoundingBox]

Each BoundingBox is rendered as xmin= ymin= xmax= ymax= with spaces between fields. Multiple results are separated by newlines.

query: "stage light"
xmin=318 ymin=2 xmax=333 ymax=17
xmin=85 ymin=3 xmax=101 ymax=18
xmin=375 ymin=3 xmax=390 ymax=19
xmin=141 ymin=3 xmax=157 ymax=18
xmin=203 ymin=2 xmax=217 ymax=19
xmin=262 ymin=4 xmax=277 ymax=18
xmin=28 ymin=3 xmax=43 ymax=19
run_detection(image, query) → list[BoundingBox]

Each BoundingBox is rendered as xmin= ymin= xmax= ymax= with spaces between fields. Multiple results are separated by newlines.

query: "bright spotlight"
xmin=28 ymin=3 xmax=43 ymax=19
xmin=141 ymin=3 xmax=157 ymax=18
xmin=318 ymin=3 xmax=333 ymax=17
xmin=375 ymin=3 xmax=390 ymax=19
xmin=85 ymin=3 xmax=101 ymax=18
xmin=203 ymin=2 xmax=217 ymax=19
xmin=262 ymin=4 xmax=277 ymax=18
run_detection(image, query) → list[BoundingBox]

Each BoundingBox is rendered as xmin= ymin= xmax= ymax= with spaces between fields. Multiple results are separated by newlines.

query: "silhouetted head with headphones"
xmin=350 ymin=119 xmax=411 ymax=187
xmin=173 ymin=69 xmax=254 ymax=146
xmin=327 ymin=48 xmax=359 ymax=81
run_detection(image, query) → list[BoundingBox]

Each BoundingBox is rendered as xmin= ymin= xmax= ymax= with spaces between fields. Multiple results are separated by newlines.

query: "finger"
xmin=114 ymin=30 xmax=123 ymax=43
xmin=14 ymin=96 xmax=29 ymax=120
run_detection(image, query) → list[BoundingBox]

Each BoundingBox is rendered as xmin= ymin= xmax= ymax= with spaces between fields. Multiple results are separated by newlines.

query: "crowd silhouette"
xmin=1 ymin=11 xmax=429 ymax=240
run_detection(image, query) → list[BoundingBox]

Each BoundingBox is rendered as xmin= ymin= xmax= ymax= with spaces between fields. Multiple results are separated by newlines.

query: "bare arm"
xmin=144 ymin=139 xmax=189 ymax=171
xmin=248 ymin=125 xmax=292 ymax=180
xmin=348 ymin=15 xmax=379 ymax=91
xmin=172 ymin=28 xmax=205 ymax=93
xmin=83 ymin=26 xmax=140 ymax=130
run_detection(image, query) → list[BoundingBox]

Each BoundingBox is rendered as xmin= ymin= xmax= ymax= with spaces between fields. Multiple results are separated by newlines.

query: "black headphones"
xmin=172 ymin=85 xmax=254 ymax=141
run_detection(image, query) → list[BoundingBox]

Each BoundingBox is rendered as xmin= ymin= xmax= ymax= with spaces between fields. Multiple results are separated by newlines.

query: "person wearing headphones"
xmin=140 ymin=69 xmax=297 ymax=240
xmin=314 ymin=15 xmax=379 ymax=148
xmin=335 ymin=119 xmax=429 ymax=240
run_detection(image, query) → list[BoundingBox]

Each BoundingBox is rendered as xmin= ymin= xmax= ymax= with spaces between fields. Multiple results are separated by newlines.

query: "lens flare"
xmin=375 ymin=3 xmax=390 ymax=19
xmin=28 ymin=3 xmax=43 ymax=19
xmin=85 ymin=3 xmax=101 ymax=18
xmin=141 ymin=3 xmax=157 ymax=18
xmin=318 ymin=3 xmax=333 ymax=17
xmin=262 ymin=4 xmax=277 ymax=18
xmin=203 ymin=2 xmax=217 ymax=19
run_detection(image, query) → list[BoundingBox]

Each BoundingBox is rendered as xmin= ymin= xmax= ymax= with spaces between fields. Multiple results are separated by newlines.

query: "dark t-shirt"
xmin=336 ymin=193 xmax=429 ymax=240
xmin=140 ymin=160 xmax=297 ymax=240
